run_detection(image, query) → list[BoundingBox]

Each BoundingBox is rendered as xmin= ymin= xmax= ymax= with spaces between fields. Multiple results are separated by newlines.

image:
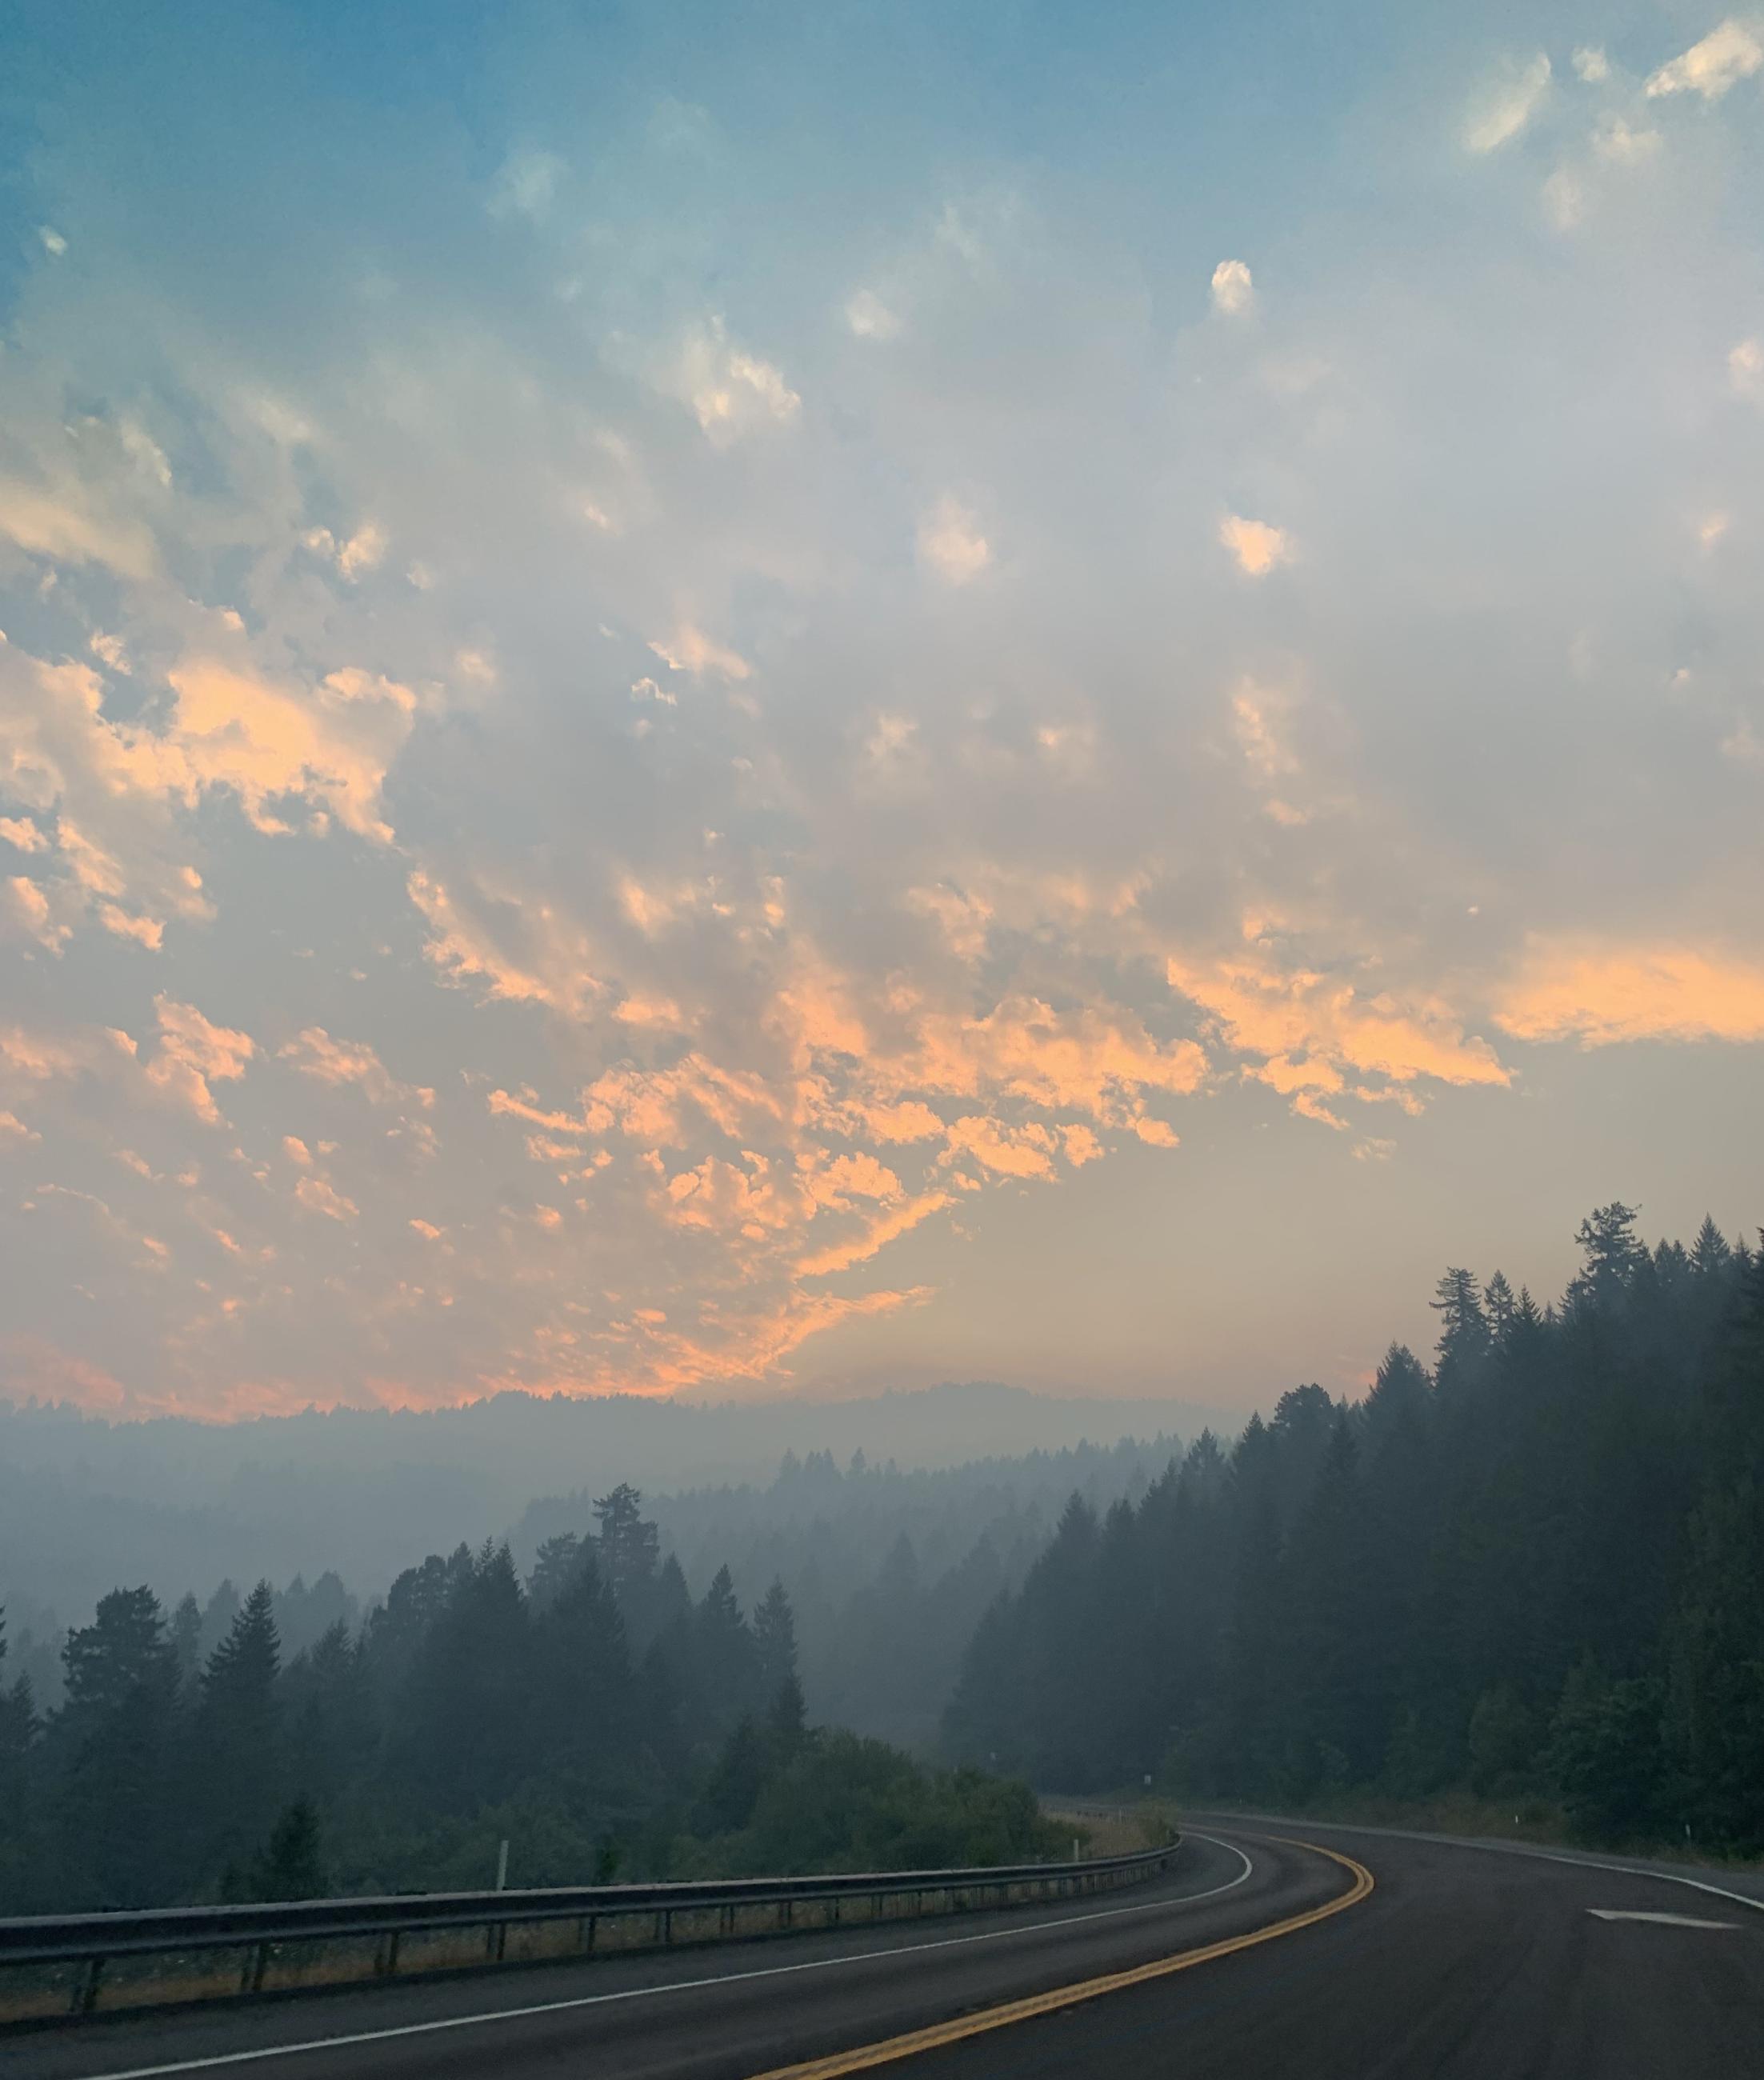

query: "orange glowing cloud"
xmin=144 ymin=994 xmax=254 ymax=1123
xmin=795 ymin=1190 xmax=952 ymax=1278
xmin=1493 ymin=940 xmax=1764 ymax=1046
xmin=279 ymin=1026 xmax=434 ymax=1108
xmin=1168 ymin=949 xmax=1508 ymax=1095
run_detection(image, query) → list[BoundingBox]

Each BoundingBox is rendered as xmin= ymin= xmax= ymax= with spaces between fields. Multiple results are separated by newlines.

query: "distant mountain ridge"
xmin=0 ymin=1382 xmax=1239 ymax=1631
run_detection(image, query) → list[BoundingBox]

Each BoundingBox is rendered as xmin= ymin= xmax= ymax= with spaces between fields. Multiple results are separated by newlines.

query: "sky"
xmin=2 ymin=1 xmax=1762 ymax=1422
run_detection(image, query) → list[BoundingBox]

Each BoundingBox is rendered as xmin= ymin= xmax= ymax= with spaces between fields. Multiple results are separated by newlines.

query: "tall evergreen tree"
xmin=194 ymin=1580 xmax=283 ymax=1884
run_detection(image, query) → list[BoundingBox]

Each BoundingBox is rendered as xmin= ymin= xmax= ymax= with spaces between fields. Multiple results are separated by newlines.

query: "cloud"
xmin=1167 ymin=946 xmax=1510 ymax=1103
xmin=3 ymin=874 xmax=67 ymax=952
xmin=1218 ymin=514 xmax=1291 ymax=576
xmin=1492 ymin=940 xmax=1764 ymax=1045
xmin=649 ymin=622 xmax=753 ymax=681
xmin=0 ymin=635 xmax=415 ymax=957
xmin=7 ymin=10 xmax=1764 ymax=1419
xmin=144 ymin=994 xmax=254 ymax=1123
xmin=490 ymin=148 xmax=567 ymax=219
xmin=846 ymin=289 xmax=902 ymax=340
xmin=1592 ymin=115 xmax=1662 ymax=164
xmin=795 ymin=1190 xmax=950 ymax=1277
xmin=295 ymin=1174 xmax=359 ymax=1222
xmin=917 ymin=497 xmax=990 ymax=585
xmin=304 ymin=523 xmax=387 ymax=582
xmin=1466 ymin=54 xmax=1552 ymax=153
xmin=666 ymin=319 xmax=801 ymax=447
xmin=941 ymin=1114 xmax=1059 ymax=1180
xmin=1232 ymin=681 xmax=1299 ymax=781
xmin=164 ymin=662 xmax=415 ymax=841
xmin=1572 ymin=47 xmax=1610 ymax=85
xmin=1210 ymin=259 xmax=1255 ymax=316
xmin=1646 ymin=20 xmax=1763 ymax=100
xmin=278 ymin=1027 xmax=435 ymax=1109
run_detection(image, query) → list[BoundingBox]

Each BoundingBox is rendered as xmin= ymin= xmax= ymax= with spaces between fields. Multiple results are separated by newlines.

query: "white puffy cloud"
xmin=1210 ymin=259 xmax=1255 ymax=316
xmin=1646 ymin=20 xmax=1763 ymax=100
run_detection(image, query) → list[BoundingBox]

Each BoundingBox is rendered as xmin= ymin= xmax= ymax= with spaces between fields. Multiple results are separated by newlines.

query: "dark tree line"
xmin=0 ymin=1482 xmax=1054 ymax=1912
xmin=946 ymin=1208 xmax=1764 ymax=1850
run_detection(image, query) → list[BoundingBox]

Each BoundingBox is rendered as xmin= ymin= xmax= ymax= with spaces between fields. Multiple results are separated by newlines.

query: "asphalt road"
xmin=9 ymin=1819 xmax=1763 ymax=2079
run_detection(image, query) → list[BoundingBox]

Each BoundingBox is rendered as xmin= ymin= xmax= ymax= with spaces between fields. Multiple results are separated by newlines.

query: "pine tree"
xmin=170 ymin=1594 xmax=203 ymax=1691
xmin=1690 ymin=1215 xmax=1732 ymax=1283
xmin=528 ymin=1533 xmax=583 ymax=1615
xmin=534 ymin=1546 xmax=633 ymax=1770
xmin=767 ymin=1670 xmax=807 ymax=1748
xmin=1483 ymin=1272 xmax=1517 ymax=1339
xmin=594 ymin=1485 xmax=661 ymax=1602
xmin=55 ymin=1589 xmax=181 ymax=1907
xmin=1431 ymin=1269 xmax=1490 ymax=1386
xmin=753 ymin=1580 xmax=799 ymax=1696
xmin=250 ymin=1797 xmax=327 ymax=1901
xmin=1569 ymin=1202 xmax=1645 ymax=1312
xmin=195 ymin=1581 xmax=283 ymax=1883
xmin=694 ymin=1566 xmax=760 ymax=1737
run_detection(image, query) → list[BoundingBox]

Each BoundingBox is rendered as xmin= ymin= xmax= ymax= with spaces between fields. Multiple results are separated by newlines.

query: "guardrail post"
xmin=250 ymin=1940 xmax=271 ymax=1994
xmin=74 ymin=1956 xmax=104 ymax=2016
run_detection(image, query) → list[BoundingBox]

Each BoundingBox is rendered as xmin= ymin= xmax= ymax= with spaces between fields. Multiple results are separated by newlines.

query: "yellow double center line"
xmin=747 ymin=1838 xmax=1374 ymax=2079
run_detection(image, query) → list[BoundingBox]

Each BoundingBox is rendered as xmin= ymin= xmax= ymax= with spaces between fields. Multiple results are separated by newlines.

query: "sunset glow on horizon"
xmin=2 ymin=4 xmax=1762 ymax=1421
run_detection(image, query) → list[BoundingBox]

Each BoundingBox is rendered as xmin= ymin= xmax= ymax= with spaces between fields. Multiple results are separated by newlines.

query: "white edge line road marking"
xmin=1204 ymin=1814 xmax=1764 ymax=1918
xmin=1587 ymin=1910 xmax=1738 ymax=1928
xmin=67 ymin=1834 xmax=1255 ymax=2080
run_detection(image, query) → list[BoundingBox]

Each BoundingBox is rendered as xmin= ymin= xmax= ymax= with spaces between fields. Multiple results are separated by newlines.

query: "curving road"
xmin=9 ymin=1818 xmax=1763 ymax=2079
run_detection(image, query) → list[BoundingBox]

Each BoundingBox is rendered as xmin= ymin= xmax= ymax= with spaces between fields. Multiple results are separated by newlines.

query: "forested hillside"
xmin=0 ymin=1487 xmax=1057 ymax=1914
xmin=946 ymin=1207 xmax=1764 ymax=1851
xmin=516 ymin=1436 xmax=1174 ymax=1748
xmin=0 ymin=1386 xmax=1218 ymax=1627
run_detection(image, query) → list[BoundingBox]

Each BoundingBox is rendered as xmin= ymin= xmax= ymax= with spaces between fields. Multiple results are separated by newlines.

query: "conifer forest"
xmin=3 ymin=1206 xmax=1761 ymax=1914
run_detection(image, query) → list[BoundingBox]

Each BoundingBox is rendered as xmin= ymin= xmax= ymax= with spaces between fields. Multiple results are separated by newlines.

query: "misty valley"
xmin=5 ymin=1204 xmax=1761 ymax=1925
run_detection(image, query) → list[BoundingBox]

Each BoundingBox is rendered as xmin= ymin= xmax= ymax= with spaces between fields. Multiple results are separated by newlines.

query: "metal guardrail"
xmin=0 ymin=1838 xmax=1180 ymax=2022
